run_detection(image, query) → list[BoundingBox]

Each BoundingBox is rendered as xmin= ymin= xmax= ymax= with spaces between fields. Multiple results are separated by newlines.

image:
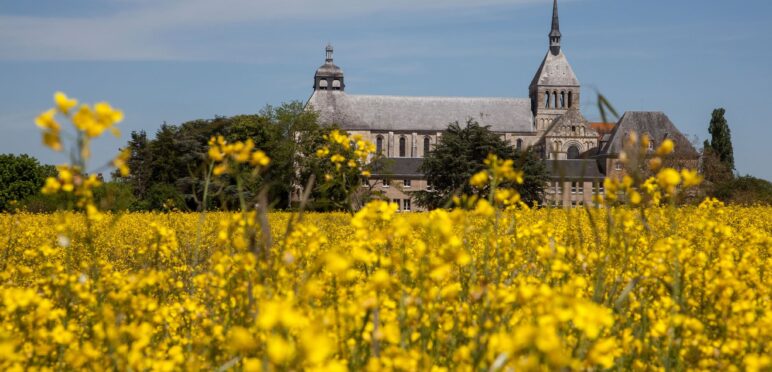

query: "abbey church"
xmin=306 ymin=0 xmax=697 ymax=210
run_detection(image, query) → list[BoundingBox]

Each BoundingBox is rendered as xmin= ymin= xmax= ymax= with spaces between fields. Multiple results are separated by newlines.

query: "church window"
xmin=571 ymin=126 xmax=576 ymax=133
xmin=568 ymin=91 xmax=573 ymax=108
xmin=516 ymin=139 xmax=523 ymax=150
xmin=544 ymin=92 xmax=550 ymax=108
xmin=553 ymin=91 xmax=558 ymax=108
xmin=318 ymin=79 xmax=328 ymax=90
xmin=423 ymin=137 xmax=431 ymax=157
xmin=376 ymin=136 xmax=384 ymax=155
xmin=560 ymin=92 xmax=566 ymax=108
xmin=567 ymin=145 xmax=580 ymax=159
xmin=399 ymin=137 xmax=406 ymax=157
xmin=332 ymin=79 xmax=341 ymax=90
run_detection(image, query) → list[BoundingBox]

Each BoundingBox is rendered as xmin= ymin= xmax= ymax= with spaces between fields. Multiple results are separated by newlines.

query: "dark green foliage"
xmin=707 ymin=108 xmax=735 ymax=170
xmin=711 ymin=176 xmax=772 ymax=205
xmin=0 ymin=154 xmax=56 ymax=212
xmin=116 ymin=101 xmax=327 ymax=211
xmin=416 ymin=119 xmax=547 ymax=209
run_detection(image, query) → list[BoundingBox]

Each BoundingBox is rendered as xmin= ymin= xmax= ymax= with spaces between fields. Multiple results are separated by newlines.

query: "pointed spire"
xmin=549 ymin=0 xmax=562 ymax=55
xmin=325 ymin=43 xmax=334 ymax=63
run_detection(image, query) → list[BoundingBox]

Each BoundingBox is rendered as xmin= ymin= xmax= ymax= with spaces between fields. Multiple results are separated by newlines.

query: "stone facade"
xmin=304 ymin=0 xmax=696 ymax=209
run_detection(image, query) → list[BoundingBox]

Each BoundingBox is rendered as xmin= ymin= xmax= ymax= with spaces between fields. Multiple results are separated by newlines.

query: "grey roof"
xmin=315 ymin=62 xmax=343 ymax=77
xmin=545 ymin=108 xmax=593 ymax=134
xmin=529 ymin=50 xmax=579 ymax=87
xmin=371 ymin=158 xmax=424 ymax=178
xmin=546 ymin=159 xmax=605 ymax=180
xmin=601 ymin=112 xmax=699 ymax=157
xmin=307 ymin=91 xmax=534 ymax=133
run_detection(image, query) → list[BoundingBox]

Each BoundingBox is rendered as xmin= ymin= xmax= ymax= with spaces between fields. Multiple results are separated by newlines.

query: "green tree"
xmin=116 ymin=101 xmax=325 ymax=211
xmin=0 ymin=154 xmax=55 ymax=211
xmin=416 ymin=119 xmax=546 ymax=209
xmin=707 ymin=108 xmax=735 ymax=170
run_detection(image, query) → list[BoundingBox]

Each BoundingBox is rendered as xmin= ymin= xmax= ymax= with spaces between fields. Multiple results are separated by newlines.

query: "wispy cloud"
xmin=0 ymin=0 xmax=557 ymax=61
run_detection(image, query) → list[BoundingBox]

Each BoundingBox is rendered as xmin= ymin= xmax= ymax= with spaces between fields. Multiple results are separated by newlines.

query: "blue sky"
xmin=1 ymin=0 xmax=771 ymax=180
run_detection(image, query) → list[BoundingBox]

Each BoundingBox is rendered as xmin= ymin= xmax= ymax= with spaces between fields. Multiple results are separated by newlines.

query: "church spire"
xmin=549 ymin=0 xmax=562 ymax=55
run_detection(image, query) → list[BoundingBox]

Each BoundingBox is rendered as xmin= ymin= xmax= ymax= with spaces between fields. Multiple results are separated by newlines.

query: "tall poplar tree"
xmin=707 ymin=108 xmax=735 ymax=170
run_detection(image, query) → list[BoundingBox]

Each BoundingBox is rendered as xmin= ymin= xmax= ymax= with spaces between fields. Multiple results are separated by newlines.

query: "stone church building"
xmin=305 ymin=0 xmax=695 ymax=210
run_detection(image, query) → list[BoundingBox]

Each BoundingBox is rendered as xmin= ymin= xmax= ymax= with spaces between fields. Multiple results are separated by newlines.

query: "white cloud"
xmin=0 ymin=0 xmax=556 ymax=61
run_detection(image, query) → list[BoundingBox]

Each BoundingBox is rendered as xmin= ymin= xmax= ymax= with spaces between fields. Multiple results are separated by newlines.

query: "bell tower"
xmin=529 ymin=0 xmax=580 ymax=134
xmin=314 ymin=44 xmax=345 ymax=91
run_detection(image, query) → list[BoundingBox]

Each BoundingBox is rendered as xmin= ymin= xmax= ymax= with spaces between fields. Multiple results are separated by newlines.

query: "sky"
xmin=1 ymin=0 xmax=770 ymax=180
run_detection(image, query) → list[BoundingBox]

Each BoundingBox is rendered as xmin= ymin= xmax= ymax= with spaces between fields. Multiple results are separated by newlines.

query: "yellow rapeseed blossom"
xmin=7 ymin=93 xmax=768 ymax=371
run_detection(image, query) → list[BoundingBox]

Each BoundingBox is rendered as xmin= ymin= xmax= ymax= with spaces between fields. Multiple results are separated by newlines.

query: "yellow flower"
xmin=656 ymin=168 xmax=681 ymax=194
xmin=35 ymin=109 xmax=60 ymax=131
xmin=470 ymin=170 xmax=489 ymax=188
xmin=113 ymin=148 xmax=131 ymax=177
xmin=267 ymin=335 xmax=294 ymax=364
xmin=228 ymin=326 xmax=257 ymax=352
xmin=681 ymin=169 xmax=703 ymax=187
xmin=249 ymin=150 xmax=270 ymax=167
xmin=54 ymin=92 xmax=78 ymax=114
xmin=655 ymin=139 xmax=675 ymax=156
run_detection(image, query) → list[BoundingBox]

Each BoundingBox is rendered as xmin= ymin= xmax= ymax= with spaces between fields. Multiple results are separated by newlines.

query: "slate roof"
xmin=370 ymin=158 xmax=424 ymax=178
xmin=601 ymin=112 xmax=698 ymax=158
xmin=529 ymin=50 xmax=580 ymax=87
xmin=546 ymin=159 xmax=605 ymax=180
xmin=307 ymin=91 xmax=534 ymax=133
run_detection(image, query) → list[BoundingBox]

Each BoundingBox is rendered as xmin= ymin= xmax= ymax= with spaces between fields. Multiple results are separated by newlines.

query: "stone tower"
xmin=529 ymin=0 xmax=580 ymax=134
xmin=313 ymin=44 xmax=345 ymax=91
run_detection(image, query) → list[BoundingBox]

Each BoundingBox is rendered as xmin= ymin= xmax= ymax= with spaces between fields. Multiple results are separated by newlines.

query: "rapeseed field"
xmin=0 ymin=93 xmax=769 ymax=371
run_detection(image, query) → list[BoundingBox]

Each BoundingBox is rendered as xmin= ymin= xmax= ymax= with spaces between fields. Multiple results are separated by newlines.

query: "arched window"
xmin=516 ymin=139 xmax=523 ymax=150
xmin=399 ymin=137 xmax=406 ymax=157
xmin=318 ymin=79 xmax=328 ymax=90
xmin=553 ymin=92 xmax=558 ymax=108
xmin=560 ymin=92 xmax=566 ymax=108
xmin=423 ymin=137 xmax=431 ymax=157
xmin=332 ymin=80 xmax=341 ymax=90
xmin=567 ymin=145 xmax=580 ymax=159
xmin=544 ymin=92 xmax=550 ymax=108
xmin=376 ymin=136 xmax=384 ymax=155
xmin=568 ymin=91 xmax=573 ymax=108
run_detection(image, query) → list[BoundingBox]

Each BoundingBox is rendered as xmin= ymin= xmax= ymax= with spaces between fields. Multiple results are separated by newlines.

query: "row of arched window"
xmin=544 ymin=90 xmax=573 ymax=109
xmin=317 ymin=79 xmax=342 ymax=90
xmin=376 ymin=135 xmax=433 ymax=157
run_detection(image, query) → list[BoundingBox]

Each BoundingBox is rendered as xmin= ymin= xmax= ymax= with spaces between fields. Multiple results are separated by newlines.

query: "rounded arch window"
xmin=332 ymin=80 xmax=341 ymax=90
xmin=567 ymin=145 xmax=580 ymax=159
xmin=399 ymin=137 xmax=407 ymax=157
xmin=560 ymin=91 xmax=566 ymax=108
xmin=544 ymin=92 xmax=551 ymax=108
xmin=318 ymin=79 xmax=328 ymax=89
xmin=553 ymin=91 xmax=559 ymax=108
xmin=568 ymin=91 xmax=573 ymax=108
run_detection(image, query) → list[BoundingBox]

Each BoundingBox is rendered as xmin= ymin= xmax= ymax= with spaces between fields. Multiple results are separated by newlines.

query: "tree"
xmin=0 ymin=154 xmax=55 ymax=211
xmin=116 ymin=101 xmax=325 ymax=211
xmin=416 ymin=119 xmax=547 ymax=209
xmin=707 ymin=108 xmax=735 ymax=170
xmin=712 ymin=176 xmax=772 ymax=205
